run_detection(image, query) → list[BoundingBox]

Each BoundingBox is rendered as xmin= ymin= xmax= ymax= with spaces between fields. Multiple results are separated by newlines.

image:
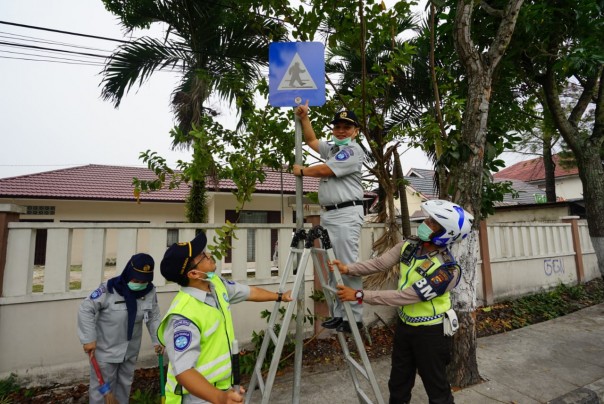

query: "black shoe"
xmin=321 ymin=317 xmax=343 ymax=329
xmin=336 ymin=321 xmax=364 ymax=333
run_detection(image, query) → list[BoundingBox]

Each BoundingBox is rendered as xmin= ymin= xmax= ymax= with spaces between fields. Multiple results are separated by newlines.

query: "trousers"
xmin=321 ymin=205 xmax=364 ymax=322
xmin=388 ymin=318 xmax=454 ymax=404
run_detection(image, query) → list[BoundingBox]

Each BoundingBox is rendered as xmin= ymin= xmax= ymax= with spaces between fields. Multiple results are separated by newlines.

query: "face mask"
xmin=332 ymin=135 xmax=351 ymax=146
xmin=128 ymin=282 xmax=148 ymax=291
xmin=205 ymin=272 xmax=216 ymax=280
xmin=417 ymin=222 xmax=433 ymax=242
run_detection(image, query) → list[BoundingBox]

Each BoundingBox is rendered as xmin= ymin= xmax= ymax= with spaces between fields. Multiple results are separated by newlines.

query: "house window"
xmin=167 ymin=229 xmax=179 ymax=247
xmin=224 ymin=210 xmax=281 ymax=263
xmin=26 ymin=206 xmax=55 ymax=215
xmin=239 ymin=211 xmax=267 ymax=261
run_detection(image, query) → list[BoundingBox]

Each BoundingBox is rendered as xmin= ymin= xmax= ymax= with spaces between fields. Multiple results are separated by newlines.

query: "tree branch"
xmin=486 ymin=0 xmax=524 ymax=75
xmin=479 ymin=0 xmax=504 ymax=18
xmin=568 ymin=68 xmax=602 ymax=126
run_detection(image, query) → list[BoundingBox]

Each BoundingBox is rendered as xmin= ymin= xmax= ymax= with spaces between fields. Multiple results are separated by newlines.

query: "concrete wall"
xmin=555 ymin=176 xmax=583 ymax=200
xmin=0 ymin=282 xmax=314 ymax=387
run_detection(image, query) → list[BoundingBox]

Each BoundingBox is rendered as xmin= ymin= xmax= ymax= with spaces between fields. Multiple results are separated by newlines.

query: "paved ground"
xmin=246 ymin=303 xmax=604 ymax=403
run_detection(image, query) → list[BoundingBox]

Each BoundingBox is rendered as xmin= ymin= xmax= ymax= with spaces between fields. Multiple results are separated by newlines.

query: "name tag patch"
xmin=173 ymin=319 xmax=191 ymax=328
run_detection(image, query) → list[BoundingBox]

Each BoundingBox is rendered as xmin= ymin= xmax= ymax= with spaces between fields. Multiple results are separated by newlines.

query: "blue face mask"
xmin=417 ymin=222 xmax=433 ymax=242
xmin=332 ymin=135 xmax=352 ymax=146
xmin=128 ymin=282 xmax=148 ymax=291
xmin=205 ymin=272 xmax=216 ymax=280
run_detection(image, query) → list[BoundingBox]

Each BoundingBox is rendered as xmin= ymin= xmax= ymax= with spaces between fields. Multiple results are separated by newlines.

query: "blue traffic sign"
xmin=269 ymin=42 xmax=325 ymax=107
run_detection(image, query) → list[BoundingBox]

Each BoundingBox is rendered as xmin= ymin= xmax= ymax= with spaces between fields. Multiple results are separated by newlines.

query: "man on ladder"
xmin=292 ymin=101 xmax=365 ymax=333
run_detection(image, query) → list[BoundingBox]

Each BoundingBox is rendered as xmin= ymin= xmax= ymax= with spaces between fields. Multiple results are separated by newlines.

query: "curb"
xmin=548 ymin=387 xmax=601 ymax=404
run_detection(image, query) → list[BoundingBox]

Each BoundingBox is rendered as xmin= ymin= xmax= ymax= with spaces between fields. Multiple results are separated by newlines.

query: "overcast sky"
xmin=0 ymin=1 xmax=526 ymax=180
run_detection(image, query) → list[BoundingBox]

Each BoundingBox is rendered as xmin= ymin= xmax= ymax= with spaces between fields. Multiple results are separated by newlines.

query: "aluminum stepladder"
xmin=244 ymin=225 xmax=385 ymax=404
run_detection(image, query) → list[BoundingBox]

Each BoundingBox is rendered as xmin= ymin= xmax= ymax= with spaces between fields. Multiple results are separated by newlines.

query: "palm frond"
xmin=101 ymin=37 xmax=191 ymax=107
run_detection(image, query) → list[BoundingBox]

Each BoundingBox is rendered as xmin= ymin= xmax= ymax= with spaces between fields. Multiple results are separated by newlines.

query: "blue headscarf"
xmin=107 ymin=253 xmax=154 ymax=340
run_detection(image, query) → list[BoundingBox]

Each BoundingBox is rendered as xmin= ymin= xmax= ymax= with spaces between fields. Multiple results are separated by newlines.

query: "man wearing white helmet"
xmin=330 ymin=199 xmax=474 ymax=404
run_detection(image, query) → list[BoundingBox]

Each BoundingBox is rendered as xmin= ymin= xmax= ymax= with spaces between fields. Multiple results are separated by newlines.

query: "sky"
xmin=0 ymin=1 xmax=527 ymax=180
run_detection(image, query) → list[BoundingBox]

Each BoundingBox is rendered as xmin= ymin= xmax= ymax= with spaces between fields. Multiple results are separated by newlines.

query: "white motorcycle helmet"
xmin=421 ymin=200 xmax=474 ymax=247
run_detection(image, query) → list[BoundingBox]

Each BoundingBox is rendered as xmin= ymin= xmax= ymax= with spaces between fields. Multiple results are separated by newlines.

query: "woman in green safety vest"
xmin=158 ymin=232 xmax=293 ymax=404
xmin=330 ymin=200 xmax=474 ymax=404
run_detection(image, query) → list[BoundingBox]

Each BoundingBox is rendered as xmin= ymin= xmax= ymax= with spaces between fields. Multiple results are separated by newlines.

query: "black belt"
xmin=322 ymin=200 xmax=364 ymax=211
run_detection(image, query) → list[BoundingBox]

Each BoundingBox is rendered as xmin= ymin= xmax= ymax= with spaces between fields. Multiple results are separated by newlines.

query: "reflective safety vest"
xmin=397 ymin=241 xmax=453 ymax=326
xmin=158 ymin=277 xmax=235 ymax=402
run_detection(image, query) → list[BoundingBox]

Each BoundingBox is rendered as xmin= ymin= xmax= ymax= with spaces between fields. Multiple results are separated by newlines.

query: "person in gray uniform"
xmin=78 ymin=253 xmax=162 ymax=404
xmin=293 ymin=101 xmax=365 ymax=333
xmin=158 ymin=232 xmax=293 ymax=403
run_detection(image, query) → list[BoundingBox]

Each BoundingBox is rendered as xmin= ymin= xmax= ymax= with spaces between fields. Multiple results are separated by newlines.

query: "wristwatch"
xmin=355 ymin=290 xmax=364 ymax=304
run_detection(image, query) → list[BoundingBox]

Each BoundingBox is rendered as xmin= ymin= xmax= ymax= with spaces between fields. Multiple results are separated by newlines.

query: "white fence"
xmin=480 ymin=221 xmax=598 ymax=301
xmin=0 ymin=218 xmax=599 ymax=386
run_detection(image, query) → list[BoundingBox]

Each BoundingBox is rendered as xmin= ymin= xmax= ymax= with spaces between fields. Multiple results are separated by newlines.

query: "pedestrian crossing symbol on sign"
xmin=269 ymin=42 xmax=325 ymax=107
xmin=277 ymin=54 xmax=317 ymax=90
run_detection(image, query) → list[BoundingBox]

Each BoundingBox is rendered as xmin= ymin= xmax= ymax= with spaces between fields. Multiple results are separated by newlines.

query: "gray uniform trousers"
xmin=321 ymin=204 xmax=364 ymax=322
xmin=89 ymin=358 xmax=136 ymax=404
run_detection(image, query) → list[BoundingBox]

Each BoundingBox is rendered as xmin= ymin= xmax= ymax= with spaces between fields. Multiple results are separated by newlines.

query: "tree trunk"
xmin=577 ymin=152 xmax=604 ymax=278
xmin=543 ymin=136 xmax=557 ymax=202
xmin=393 ymin=148 xmax=411 ymax=237
xmin=448 ymin=229 xmax=482 ymax=387
xmin=447 ymin=0 xmax=524 ymax=387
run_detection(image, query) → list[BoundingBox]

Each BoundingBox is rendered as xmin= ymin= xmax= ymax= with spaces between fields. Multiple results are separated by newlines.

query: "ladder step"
xmin=268 ymin=327 xmax=279 ymax=345
xmin=343 ymin=354 xmax=369 ymax=379
xmin=322 ymin=285 xmax=338 ymax=294
xmin=253 ymin=367 xmax=265 ymax=393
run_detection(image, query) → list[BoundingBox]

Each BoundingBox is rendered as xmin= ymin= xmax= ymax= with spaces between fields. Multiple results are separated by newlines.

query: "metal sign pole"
xmin=292 ymin=111 xmax=304 ymax=404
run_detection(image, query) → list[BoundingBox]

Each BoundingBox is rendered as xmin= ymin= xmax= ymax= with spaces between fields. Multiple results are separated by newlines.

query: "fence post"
xmin=561 ymin=216 xmax=585 ymax=284
xmin=0 ymin=204 xmax=25 ymax=296
xmin=478 ymin=220 xmax=494 ymax=305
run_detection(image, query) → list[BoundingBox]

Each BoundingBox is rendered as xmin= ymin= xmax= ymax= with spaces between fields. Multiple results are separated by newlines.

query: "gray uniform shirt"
xmin=347 ymin=241 xmax=460 ymax=307
xmin=77 ymin=283 xmax=161 ymax=362
xmin=318 ymin=140 xmax=364 ymax=205
xmin=163 ymin=278 xmax=250 ymax=404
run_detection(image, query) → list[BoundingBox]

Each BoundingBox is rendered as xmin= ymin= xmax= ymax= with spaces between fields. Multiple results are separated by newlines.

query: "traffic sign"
xmin=269 ymin=42 xmax=325 ymax=107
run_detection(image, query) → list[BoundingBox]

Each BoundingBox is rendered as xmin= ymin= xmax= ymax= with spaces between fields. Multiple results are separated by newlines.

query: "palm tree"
xmin=100 ymin=0 xmax=287 ymax=221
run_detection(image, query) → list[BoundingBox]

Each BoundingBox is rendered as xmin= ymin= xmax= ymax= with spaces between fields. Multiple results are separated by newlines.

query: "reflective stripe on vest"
xmin=398 ymin=241 xmax=451 ymax=326
xmin=158 ymin=277 xmax=235 ymax=400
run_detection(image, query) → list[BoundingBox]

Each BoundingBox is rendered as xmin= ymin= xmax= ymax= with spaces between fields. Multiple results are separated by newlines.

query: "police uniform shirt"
xmin=163 ymin=278 xmax=250 ymax=382
xmin=77 ymin=283 xmax=161 ymax=362
xmin=317 ymin=139 xmax=364 ymax=205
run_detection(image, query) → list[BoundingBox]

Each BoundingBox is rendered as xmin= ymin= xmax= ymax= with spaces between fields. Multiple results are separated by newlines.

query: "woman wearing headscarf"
xmin=78 ymin=253 xmax=162 ymax=404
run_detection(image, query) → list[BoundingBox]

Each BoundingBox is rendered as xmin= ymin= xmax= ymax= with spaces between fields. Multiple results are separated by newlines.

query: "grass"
xmin=476 ymin=278 xmax=604 ymax=337
xmin=32 ymin=281 xmax=82 ymax=293
xmin=32 ymin=264 xmax=110 ymax=292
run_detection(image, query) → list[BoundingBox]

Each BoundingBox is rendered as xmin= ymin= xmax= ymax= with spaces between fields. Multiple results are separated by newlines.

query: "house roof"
xmin=493 ymin=154 xmax=579 ymax=182
xmin=404 ymin=168 xmax=546 ymax=205
xmin=0 ymin=164 xmax=321 ymax=202
xmin=405 ymin=169 xmax=439 ymax=199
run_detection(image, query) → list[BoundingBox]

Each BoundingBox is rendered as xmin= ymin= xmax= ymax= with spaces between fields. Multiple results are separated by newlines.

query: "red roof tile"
xmin=0 ymin=164 xmax=321 ymax=202
xmin=493 ymin=155 xmax=579 ymax=182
